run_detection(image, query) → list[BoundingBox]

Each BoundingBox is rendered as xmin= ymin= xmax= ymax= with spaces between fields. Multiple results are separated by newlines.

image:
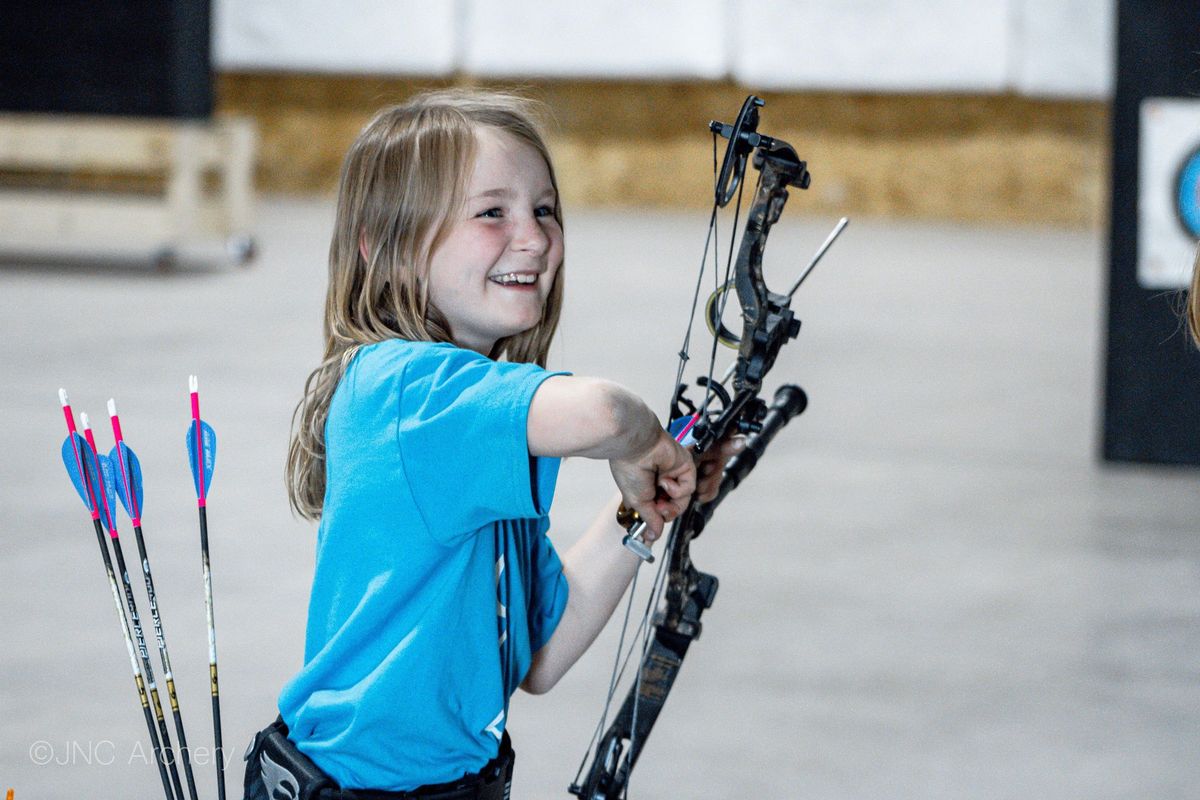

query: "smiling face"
xmin=425 ymin=126 xmax=564 ymax=356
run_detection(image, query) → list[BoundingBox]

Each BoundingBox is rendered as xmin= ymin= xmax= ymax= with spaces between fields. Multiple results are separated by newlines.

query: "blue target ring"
xmin=1175 ymin=145 xmax=1200 ymax=237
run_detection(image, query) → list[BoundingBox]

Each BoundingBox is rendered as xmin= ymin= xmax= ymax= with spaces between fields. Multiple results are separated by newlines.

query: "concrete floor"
xmin=1 ymin=200 xmax=1198 ymax=799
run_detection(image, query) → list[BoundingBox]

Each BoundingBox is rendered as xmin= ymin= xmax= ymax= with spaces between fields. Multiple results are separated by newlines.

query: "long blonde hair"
xmin=1189 ymin=244 xmax=1200 ymax=347
xmin=287 ymin=90 xmax=565 ymax=520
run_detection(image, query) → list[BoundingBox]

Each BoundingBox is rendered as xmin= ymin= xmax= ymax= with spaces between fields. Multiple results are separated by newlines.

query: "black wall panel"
xmin=1103 ymin=1 xmax=1200 ymax=464
xmin=0 ymin=0 xmax=211 ymax=118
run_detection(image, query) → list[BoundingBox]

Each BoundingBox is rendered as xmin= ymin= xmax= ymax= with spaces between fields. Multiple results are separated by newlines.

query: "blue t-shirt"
xmin=277 ymin=340 xmax=570 ymax=791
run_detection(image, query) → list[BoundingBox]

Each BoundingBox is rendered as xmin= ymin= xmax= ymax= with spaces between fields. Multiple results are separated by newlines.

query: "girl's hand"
xmin=695 ymin=434 xmax=747 ymax=503
xmin=609 ymin=430 xmax=696 ymax=541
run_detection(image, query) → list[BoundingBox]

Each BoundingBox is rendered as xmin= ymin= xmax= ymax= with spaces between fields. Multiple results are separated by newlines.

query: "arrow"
xmin=187 ymin=376 xmax=226 ymax=800
xmin=58 ymin=390 xmax=176 ymax=800
xmin=109 ymin=399 xmax=200 ymax=800
xmin=81 ymin=413 xmax=186 ymax=800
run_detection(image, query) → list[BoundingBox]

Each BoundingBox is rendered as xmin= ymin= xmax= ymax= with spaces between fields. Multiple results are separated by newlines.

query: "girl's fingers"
xmin=687 ymin=435 xmax=742 ymax=502
xmin=638 ymin=505 xmax=665 ymax=540
xmin=659 ymin=470 xmax=695 ymax=500
xmin=653 ymin=495 xmax=685 ymax=523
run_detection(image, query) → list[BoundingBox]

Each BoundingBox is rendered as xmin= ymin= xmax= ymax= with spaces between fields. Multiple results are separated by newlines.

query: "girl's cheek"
xmin=478 ymin=226 xmax=510 ymax=249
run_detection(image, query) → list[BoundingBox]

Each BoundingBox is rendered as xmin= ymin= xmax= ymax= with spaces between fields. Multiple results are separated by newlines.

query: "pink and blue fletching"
xmin=80 ymin=446 xmax=104 ymax=513
xmin=109 ymin=443 xmax=144 ymax=519
xmin=668 ymin=416 xmax=692 ymax=438
xmin=668 ymin=414 xmax=699 ymax=446
xmin=61 ymin=433 xmax=93 ymax=510
xmin=185 ymin=420 xmax=217 ymax=496
xmin=73 ymin=437 xmax=106 ymax=518
xmin=96 ymin=454 xmax=119 ymax=532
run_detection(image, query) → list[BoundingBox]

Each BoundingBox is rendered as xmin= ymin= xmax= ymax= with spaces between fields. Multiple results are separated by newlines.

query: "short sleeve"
xmin=527 ymin=517 xmax=569 ymax=653
xmin=397 ymin=344 xmax=566 ymax=542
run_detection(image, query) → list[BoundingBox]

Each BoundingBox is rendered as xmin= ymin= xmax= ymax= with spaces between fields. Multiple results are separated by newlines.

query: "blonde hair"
xmin=1189 ymin=244 xmax=1200 ymax=348
xmin=287 ymin=89 xmax=565 ymax=520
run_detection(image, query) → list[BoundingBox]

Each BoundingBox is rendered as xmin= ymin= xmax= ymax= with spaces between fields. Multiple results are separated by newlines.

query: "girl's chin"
xmin=462 ymin=319 xmax=543 ymax=351
xmin=498 ymin=302 xmax=547 ymax=331
xmin=500 ymin=319 xmax=541 ymax=339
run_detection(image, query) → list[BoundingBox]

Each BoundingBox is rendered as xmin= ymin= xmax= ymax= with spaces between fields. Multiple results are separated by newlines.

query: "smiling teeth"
xmin=491 ymin=273 xmax=537 ymax=285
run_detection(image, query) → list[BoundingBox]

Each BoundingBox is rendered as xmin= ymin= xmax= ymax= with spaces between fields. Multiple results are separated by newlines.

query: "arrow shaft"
xmin=198 ymin=506 xmax=225 ymax=800
xmin=92 ymin=518 xmax=176 ymax=800
xmin=188 ymin=379 xmax=224 ymax=800
xmin=60 ymin=394 xmax=173 ymax=798
xmin=110 ymin=410 xmax=198 ymax=800
xmin=134 ymin=524 xmax=200 ymax=800
xmin=82 ymin=425 xmax=185 ymax=800
xmin=109 ymin=525 xmax=187 ymax=800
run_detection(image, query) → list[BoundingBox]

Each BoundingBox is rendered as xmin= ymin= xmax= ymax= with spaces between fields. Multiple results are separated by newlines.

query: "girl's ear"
xmin=358 ymin=231 xmax=370 ymax=265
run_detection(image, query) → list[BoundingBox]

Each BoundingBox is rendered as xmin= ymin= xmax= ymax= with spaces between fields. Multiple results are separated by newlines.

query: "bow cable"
xmin=576 ymin=116 xmax=757 ymax=798
xmin=572 ymin=94 xmax=844 ymax=800
xmin=619 ymin=139 xmax=755 ymax=800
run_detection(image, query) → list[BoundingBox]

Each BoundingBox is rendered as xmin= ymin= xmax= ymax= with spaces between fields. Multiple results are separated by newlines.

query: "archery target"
xmin=1137 ymin=97 xmax=1200 ymax=289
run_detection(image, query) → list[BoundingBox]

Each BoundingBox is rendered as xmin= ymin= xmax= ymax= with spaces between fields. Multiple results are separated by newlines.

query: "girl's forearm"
xmin=522 ymin=491 xmax=641 ymax=693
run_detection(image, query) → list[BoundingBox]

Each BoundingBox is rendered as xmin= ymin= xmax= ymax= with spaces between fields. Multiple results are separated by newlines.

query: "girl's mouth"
xmin=489 ymin=272 xmax=539 ymax=287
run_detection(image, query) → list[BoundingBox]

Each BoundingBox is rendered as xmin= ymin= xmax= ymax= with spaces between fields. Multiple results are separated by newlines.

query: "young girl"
xmin=243 ymin=90 xmax=737 ymax=798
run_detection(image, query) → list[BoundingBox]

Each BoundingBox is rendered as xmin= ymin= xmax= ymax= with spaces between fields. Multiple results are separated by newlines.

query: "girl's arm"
xmin=521 ymin=436 xmax=743 ymax=695
xmin=528 ymin=376 xmax=694 ymax=536
xmin=522 ymin=490 xmax=635 ymax=694
xmin=528 ymin=376 xmax=659 ymax=460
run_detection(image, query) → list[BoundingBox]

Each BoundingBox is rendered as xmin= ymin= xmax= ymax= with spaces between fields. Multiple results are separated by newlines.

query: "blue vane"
xmin=109 ymin=442 xmax=144 ymax=520
xmin=96 ymin=453 xmax=119 ymax=533
xmin=185 ymin=420 xmax=217 ymax=498
xmin=668 ymin=416 xmax=692 ymax=438
xmin=61 ymin=432 xmax=96 ymax=512
xmin=82 ymin=448 xmax=105 ymax=518
xmin=668 ymin=414 xmax=699 ymax=447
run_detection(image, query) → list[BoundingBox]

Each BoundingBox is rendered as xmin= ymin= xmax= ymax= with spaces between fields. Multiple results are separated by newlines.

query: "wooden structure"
xmin=0 ymin=114 xmax=255 ymax=266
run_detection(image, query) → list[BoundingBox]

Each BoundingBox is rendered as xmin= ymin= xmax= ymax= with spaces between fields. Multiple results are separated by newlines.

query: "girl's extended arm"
xmin=520 ymin=375 xmax=694 ymax=694
xmin=528 ymin=376 xmax=659 ymax=460
xmin=528 ymin=376 xmax=694 ymax=536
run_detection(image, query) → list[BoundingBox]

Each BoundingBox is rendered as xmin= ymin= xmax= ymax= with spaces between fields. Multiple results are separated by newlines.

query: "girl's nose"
xmin=511 ymin=213 xmax=551 ymax=255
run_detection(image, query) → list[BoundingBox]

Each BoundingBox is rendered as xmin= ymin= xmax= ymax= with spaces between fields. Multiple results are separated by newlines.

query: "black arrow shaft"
xmin=110 ymin=532 xmax=186 ymax=800
xmin=198 ymin=506 xmax=226 ymax=800
xmin=134 ymin=524 xmax=200 ymax=800
xmin=92 ymin=518 xmax=176 ymax=800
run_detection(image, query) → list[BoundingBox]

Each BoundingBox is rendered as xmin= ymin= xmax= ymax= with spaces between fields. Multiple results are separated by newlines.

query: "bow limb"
xmin=569 ymin=386 xmax=809 ymax=800
xmin=571 ymin=95 xmax=822 ymax=800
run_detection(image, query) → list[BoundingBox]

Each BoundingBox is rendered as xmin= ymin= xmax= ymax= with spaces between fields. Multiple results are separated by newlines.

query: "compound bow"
xmin=569 ymin=95 xmax=847 ymax=800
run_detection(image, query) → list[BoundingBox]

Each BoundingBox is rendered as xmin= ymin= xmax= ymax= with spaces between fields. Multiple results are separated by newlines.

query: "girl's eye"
xmin=477 ymin=208 xmax=503 ymax=219
xmin=534 ymin=205 xmax=554 ymax=218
